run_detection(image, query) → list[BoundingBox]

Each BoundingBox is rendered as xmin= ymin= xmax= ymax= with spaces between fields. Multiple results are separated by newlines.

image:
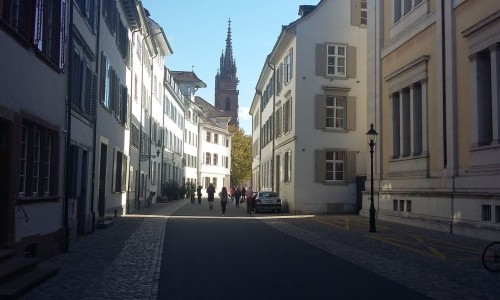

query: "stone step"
xmin=96 ymin=219 xmax=114 ymax=229
xmin=0 ymin=257 xmax=38 ymax=284
xmin=0 ymin=250 xmax=15 ymax=262
xmin=0 ymin=267 xmax=58 ymax=299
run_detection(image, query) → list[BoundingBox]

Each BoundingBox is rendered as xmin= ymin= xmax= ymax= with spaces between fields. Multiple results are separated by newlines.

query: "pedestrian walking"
xmin=241 ymin=187 xmax=246 ymax=203
xmin=207 ymin=183 xmax=215 ymax=210
xmin=234 ymin=187 xmax=242 ymax=208
xmin=197 ymin=185 xmax=202 ymax=204
xmin=188 ymin=183 xmax=195 ymax=204
xmin=230 ymin=186 xmax=236 ymax=205
xmin=219 ymin=187 xmax=229 ymax=216
xmin=245 ymin=187 xmax=254 ymax=214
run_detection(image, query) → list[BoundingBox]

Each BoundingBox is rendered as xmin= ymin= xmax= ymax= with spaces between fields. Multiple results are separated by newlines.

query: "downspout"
xmin=90 ymin=0 xmax=101 ymax=232
xmin=63 ymin=0 xmax=74 ymax=253
xmin=267 ymin=62 xmax=276 ymax=191
xmin=441 ymin=0 xmax=448 ymax=169
xmin=256 ymin=89 xmax=263 ymax=190
xmin=126 ymin=27 xmax=141 ymax=214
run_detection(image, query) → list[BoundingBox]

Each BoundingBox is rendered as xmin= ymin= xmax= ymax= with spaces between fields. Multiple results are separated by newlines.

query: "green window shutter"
xmin=315 ymin=95 xmax=326 ymax=129
xmin=347 ymin=96 xmax=357 ymax=131
xmin=347 ymin=46 xmax=357 ymax=78
xmin=315 ymin=149 xmax=325 ymax=183
xmin=346 ymin=151 xmax=357 ymax=183
xmin=315 ymin=44 xmax=326 ymax=76
xmin=351 ymin=0 xmax=361 ymax=26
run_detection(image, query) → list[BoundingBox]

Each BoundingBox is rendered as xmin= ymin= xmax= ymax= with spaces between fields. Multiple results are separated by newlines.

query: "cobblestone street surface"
xmin=21 ymin=200 xmax=188 ymax=300
xmin=21 ymin=200 xmax=500 ymax=299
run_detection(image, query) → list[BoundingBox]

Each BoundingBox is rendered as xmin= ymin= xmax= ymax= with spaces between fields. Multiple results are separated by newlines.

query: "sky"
xmin=142 ymin=0 xmax=319 ymax=135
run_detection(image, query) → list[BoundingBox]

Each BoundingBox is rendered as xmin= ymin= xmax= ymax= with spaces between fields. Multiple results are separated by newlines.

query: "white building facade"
xmin=251 ymin=0 xmax=368 ymax=214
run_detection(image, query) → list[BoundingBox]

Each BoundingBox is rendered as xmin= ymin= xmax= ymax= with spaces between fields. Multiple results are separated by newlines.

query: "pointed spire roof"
xmin=219 ymin=18 xmax=237 ymax=81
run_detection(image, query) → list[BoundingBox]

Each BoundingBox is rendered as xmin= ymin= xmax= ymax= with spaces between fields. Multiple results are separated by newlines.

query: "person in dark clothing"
xmin=196 ymin=185 xmax=202 ymax=204
xmin=207 ymin=183 xmax=215 ymax=210
xmin=219 ymin=187 xmax=229 ymax=216
xmin=245 ymin=187 xmax=254 ymax=214
xmin=234 ymin=187 xmax=242 ymax=208
xmin=241 ymin=187 xmax=246 ymax=203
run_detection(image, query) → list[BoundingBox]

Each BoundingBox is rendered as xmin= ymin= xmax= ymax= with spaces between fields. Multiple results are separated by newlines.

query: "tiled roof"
xmin=194 ymin=96 xmax=229 ymax=119
xmin=170 ymin=71 xmax=206 ymax=87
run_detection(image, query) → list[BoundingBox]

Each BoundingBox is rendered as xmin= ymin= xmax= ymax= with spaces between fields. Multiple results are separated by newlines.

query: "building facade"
xmin=365 ymin=0 xmax=500 ymax=240
xmin=0 ymin=0 xmax=67 ymax=257
xmin=250 ymin=0 xmax=368 ymax=214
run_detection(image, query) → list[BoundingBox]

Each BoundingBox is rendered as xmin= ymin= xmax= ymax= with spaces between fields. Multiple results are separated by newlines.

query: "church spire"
xmin=220 ymin=18 xmax=237 ymax=80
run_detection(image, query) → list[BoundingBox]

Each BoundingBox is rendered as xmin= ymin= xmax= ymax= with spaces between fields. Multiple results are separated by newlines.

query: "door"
xmin=98 ymin=143 xmax=107 ymax=218
xmin=77 ymin=149 xmax=88 ymax=235
xmin=275 ymin=156 xmax=280 ymax=196
xmin=0 ymin=121 xmax=11 ymax=246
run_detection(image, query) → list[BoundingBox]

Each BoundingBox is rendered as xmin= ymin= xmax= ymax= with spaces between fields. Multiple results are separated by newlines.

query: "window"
xmin=284 ymin=48 xmax=293 ymax=83
xmin=276 ymin=63 xmax=283 ymax=94
xmin=393 ymin=199 xmax=398 ymax=211
xmin=496 ymin=206 xmax=500 ymax=223
xmin=326 ymin=151 xmax=344 ymax=182
xmin=472 ymin=48 xmax=495 ymax=146
xmin=206 ymin=131 xmax=211 ymax=142
xmin=204 ymin=177 xmax=210 ymax=189
xmin=360 ymin=0 xmax=367 ymax=25
xmin=315 ymin=149 xmax=356 ymax=184
xmin=394 ymin=0 xmax=424 ymax=23
xmin=406 ymin=200 xmax=412 ymax=212
xmin=275 ymin=107 xmax=282 ymax=137
xmin=283 ymin=99 xmax=292 ymax=133
xmin=482 ymin=205 xmax=492 ymax=222
xmin=399 ymin=200 xmax=405 ymax=212
xmin=391 ymin=82 xmax=424 ymax=158
xmin=213 ymin=154 xmax=218 ymax=166
xmin=71 ymin=48 xmax=97 ymax=118
xmin=205 ymin=153 xmax=211 ymax=165
xmin=213 ymin=177 xmax=217 ymax=190
xmin=75 ymin=0 xmax=97 ymax=31
xmin=326 ymin=96 xmax=345 ymax=129
xmin=19 ymin=121 xmax=58 ymax=198
xmin=225 ymin=98 xmax=231 ymax=110
xmin=284 ymin=151 xmax=292 ymax=182
xmin=214 ymin=134 xmax=219 ymax=145
xmin=327 ymin=45 xmax=346 ymax=77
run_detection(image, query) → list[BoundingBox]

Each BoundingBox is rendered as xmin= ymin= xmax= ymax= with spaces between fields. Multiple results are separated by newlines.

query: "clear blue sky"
xmin=142 ymin=0 xmax=319 ymax=134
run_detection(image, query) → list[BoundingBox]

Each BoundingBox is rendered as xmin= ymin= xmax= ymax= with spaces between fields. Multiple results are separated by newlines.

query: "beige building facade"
xmin=365 ymin=0 xmax=500 ymax=240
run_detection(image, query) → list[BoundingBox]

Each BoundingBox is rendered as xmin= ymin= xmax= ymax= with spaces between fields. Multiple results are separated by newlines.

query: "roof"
xmin=194 ymin=96 xmax=229 ymax=119
xmin=170 ymin=71 xmax=207 ymax=88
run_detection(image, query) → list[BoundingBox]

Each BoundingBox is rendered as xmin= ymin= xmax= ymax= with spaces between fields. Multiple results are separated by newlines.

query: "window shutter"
xmin=100 ymin=52 xmax=107 ymax=104
xmin=84 ymin=65 xmax=92 ymax=115
xmin=346 ymin=151 xmax=357 ymax=183
xmin=91 ymin=73 xmax=97 ymax=118
xmin=315 ymin=149 xmax=325 ymax=183
xmin=347 ymin=96 xmax=357 ymax=131
xmin=346 ymin=46 xmax=357 ymax=78
xmin=351 ymin=0 xmax=361 ymax=26
xmin=70 ymin=51 xmax=81 ymax=106
xmin=315 ymin=44 xmax=327 ymax=76
xmin=315 ymin=95 xmax=326 ymax=129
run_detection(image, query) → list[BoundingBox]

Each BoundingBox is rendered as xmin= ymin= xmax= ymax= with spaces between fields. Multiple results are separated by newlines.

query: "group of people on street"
xmin=196 ymin=183 xmax=255 ymax=215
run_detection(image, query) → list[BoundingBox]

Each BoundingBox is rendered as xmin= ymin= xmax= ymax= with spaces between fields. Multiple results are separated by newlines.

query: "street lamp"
xmin=366 ymin=123 xmax=378 ymax=233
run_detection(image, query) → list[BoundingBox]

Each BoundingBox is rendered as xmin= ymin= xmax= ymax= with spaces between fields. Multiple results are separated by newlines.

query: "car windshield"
xmin=259 ymin=192 xmax=278 ymax=198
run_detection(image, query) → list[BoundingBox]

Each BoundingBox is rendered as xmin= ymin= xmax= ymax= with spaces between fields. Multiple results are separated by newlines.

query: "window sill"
xmin=18 ymin=196 xmax=60 ymax=203
xmin=390 ymin=152 xmax=428 ymax=162
xmin=470 ymin=141 xmax=500 ymax=152
xmin=324 ymin=75 xmax=347 ymax=80
xmin=324 ymin=181 xmax=347 ymax=186
xmin=323 ymin=128 xmax=348 ymax=133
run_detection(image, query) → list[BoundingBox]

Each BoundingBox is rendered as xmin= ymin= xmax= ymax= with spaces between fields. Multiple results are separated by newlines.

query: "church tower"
xmin=215 ymin=19 xmax=239 ymax=127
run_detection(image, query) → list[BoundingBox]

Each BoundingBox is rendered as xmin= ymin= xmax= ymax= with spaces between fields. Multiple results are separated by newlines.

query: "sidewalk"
xmin=21 ymin=199 xmax=189 ymax=300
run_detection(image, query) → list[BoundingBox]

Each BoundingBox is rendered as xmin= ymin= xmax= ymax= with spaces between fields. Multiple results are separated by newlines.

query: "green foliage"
xmin=229 ymin=125 xmax=252 ymax=186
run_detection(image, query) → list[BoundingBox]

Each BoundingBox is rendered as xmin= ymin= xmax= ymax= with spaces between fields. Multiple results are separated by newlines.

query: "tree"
xmin=229 ymin=125 xmax=252 ymax=186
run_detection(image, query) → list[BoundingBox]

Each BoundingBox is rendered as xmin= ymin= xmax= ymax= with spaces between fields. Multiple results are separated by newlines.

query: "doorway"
xmin=0 ymin=121 xmax=11 ymax=247
xmin=275 ymin=155 xmax=280 ymax=195
xmin=98 ymin=143 xmax=107 ymax=218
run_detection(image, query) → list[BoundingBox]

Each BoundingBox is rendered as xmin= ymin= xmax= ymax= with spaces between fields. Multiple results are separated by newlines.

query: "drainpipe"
xmin=63 ymin=0 xmax=74 ymax=253
xmin=256 ymin=89 xmax=263 ymax=190
xmin=267 ymin=62 xmax=276 ymax=191
xmin=89 ymin=0 xmax=101 ymax=233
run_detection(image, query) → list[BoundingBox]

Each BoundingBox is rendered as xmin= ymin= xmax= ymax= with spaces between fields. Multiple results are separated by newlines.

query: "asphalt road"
xmin=158 ymin=200 xmax=430 ymax=299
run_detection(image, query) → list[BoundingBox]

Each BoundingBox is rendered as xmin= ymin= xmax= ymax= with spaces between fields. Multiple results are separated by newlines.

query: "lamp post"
xmin=366 ymin=123 xmax=378 ymax=233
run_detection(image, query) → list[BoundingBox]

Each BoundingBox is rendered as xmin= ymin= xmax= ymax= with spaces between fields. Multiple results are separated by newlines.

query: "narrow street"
xmin=158 ymin=200 xmax=428 ymax=299
xmin=21 ymin=199 xmax=500 ymax=300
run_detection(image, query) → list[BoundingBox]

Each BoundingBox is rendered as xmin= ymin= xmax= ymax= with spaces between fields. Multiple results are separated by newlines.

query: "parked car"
xmin=254 ymin=191 xmax=281 ymax=213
